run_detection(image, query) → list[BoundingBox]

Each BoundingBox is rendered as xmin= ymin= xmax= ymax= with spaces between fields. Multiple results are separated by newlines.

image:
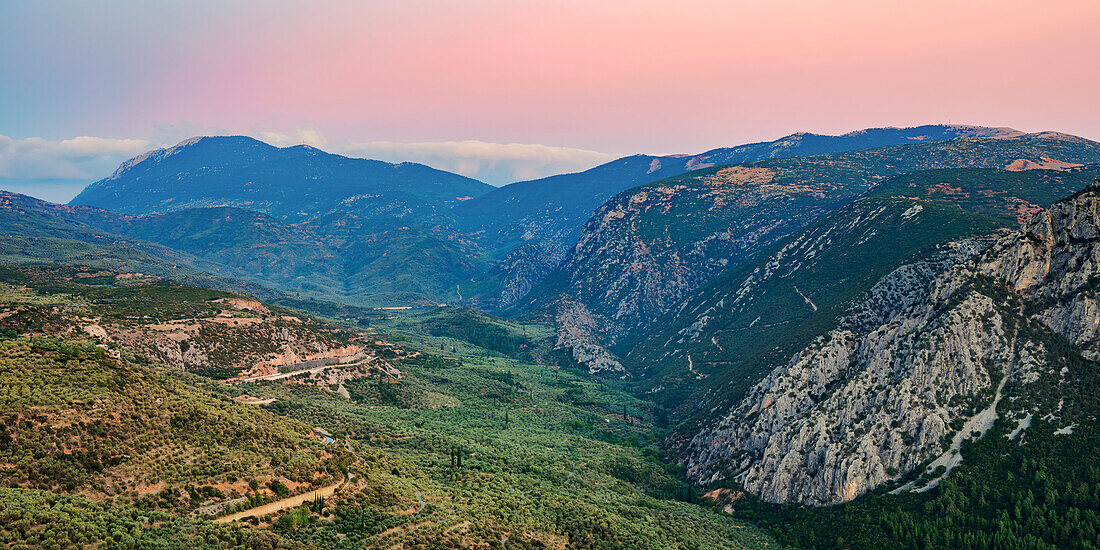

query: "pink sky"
xmin=151 ymin=0 xmax=1100 ymax=152
xmin=1 ymin=0 xmax=1099 ymax=196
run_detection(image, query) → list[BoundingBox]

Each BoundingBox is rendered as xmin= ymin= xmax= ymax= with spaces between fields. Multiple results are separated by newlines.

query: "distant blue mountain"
xmin=64 ymin=136 xmax=498 ymax=305
xmin=70 ymin=135 xmax=493 ymax=222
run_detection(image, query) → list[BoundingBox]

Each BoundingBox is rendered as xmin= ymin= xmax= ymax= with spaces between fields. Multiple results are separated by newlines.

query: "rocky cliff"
xmin=0 ymin=266 xmax=361 ymax=380
xmin=552 ymin=297 xmax=626 ymax=375
xmin=683 ymin=181 xmax=1100 ymax=505
xmin=979 ymin=184 xmax=1100 ymax=358
xmin=622 ymin=196 xmax=1000 ymax=413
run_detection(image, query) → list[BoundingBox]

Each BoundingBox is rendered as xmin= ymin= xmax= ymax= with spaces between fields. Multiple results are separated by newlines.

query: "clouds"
xmin=341 ymin=140 xmax=616 ymax=185
xmin=248 ymin=127 xmax=617 ymax=185
xmin=0 ymin=134 xmax=153 ymax=203
xmin=258 ymin=127 xmax=329 ymax=149
xmin=0 ymin=134 xmax=149 ymax=180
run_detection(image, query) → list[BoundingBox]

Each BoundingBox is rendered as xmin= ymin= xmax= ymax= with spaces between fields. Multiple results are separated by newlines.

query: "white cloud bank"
xmin=0 ymin=134 xmax=153 ymax=202
xmin=257 ymin=127 xmax=329 ymax=149
xmin=261 ymin=128 xmax=616 ymax=184
xmin=338 ymin=140 xmax=616 ymax=185
xmin=0 ymin=134 xmax=150 ymax=180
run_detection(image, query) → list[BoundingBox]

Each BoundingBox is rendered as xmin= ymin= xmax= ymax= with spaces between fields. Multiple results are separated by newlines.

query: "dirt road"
xmin=213 ymin=483 xmax=340 ymax=523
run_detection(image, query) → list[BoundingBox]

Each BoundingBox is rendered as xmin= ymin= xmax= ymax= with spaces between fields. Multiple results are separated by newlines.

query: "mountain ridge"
xmin=518 ymin=134 xmax=1100 ymax=375
xmin=457 ymin=125 xmax=1037 ymax=307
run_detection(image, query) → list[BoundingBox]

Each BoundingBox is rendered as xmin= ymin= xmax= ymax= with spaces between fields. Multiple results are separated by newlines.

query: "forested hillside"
xmin=0 ymin=265 xmax=777 ymax=548
xmin=678 ymin=181 xmax=1100 ymax=547
xmin=458 ymin=125 xmax=1025 ymax=308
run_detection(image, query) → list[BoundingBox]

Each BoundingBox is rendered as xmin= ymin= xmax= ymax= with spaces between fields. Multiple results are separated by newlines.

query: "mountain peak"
xmin=163 ymin=135 xmax=271 ymax=152
xmin=103 ymin=135 xmax=273 ymax=181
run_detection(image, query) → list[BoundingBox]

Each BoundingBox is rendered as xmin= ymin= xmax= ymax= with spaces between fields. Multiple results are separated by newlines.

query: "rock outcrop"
xmin=553 ymin=298 xmax=626 ymax=375
xmin=978 ymin=183 xmax=1100 ymax=358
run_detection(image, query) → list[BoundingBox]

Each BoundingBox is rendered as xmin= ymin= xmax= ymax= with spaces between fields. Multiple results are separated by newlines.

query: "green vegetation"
xmin=11 ymin=242 xmax=1100 ymax=547
xmin=734 ymin=420 xmax=1100 ymax=549
xmin=0 ymin=195 xmax=290 ymax=305
xmin=868 ymin=166 xmax=1100 ymax=227
xmin=0 ymin=264 xmax=354 ymax=381
xmin=372 ymin=306 xmax=553 ymax=361
xmin=0 ymin=487 xmax=303 ymax=549
xmin=0 ymin=265 xmax=774 ymax=548
xmin=227 ymin=322 xmax=776 ymax=548
xmin=0 ymin=337 xmax=337 ymax=502
xmin=455 ymin=125 xmax=1096 ymax=276
xmin=3 ymin=138 xmax=1100 ymax=547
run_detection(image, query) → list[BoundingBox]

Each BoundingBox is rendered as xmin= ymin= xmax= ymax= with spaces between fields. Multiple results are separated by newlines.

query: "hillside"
xmin=518 ymin=135 xmax=1100 ymax=373
xmin=46 ymin=126 xmax=1036 ymax=309
xmin=623 ymin=197 xmax=1000 ymax=412
xmin=4 ymin=189 xmax=488 ymax=306
xmin=63 ymin=137 xmax=500 ymax=305
xmin=0 ymin=266 xmax=373 ymax=547
xmin=866 ymin=166 xmax=1100 ymax=227
xmin=685 ymin=180 xmax=1100 ymax=514
xmin=0 ymin=337 xmax=338 ymax=501
xmin=5 ymin=135 xmax=1100 ymax=548
xmin=626 ymin=165 xmax=1100 ymax=411
xmin=234 ymin=306 xmax=778 ymax=549
xmin=0 ymin=191 xmax=301 ymax=300
xmin=0 ymin=265 xmax=369 ymax=380
xmin=0 ymin=264 xmax=779 ymax=548
xmin=374 ymin=306 xmax=552 ymax=360
xmin=67 ymin=205 xmax=346 ymax=294
xmin=0 ymin=265 xmax=366 ymax=517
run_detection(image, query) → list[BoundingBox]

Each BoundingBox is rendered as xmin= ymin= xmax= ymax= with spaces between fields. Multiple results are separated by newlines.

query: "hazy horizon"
xmin=2 ymin=122 xmax=1088 ymax=204
xmin=2 ymin=0 xmax=1099 ymax=201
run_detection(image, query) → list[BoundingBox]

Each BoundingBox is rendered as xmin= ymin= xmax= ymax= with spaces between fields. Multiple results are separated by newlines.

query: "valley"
xmin=2 ymin=125 xmax=1100 ymax=549
xmin=0 ymin=265 xmax=777 ymax=548
xmin=7 ymin=0 xmax=1100 ymax=544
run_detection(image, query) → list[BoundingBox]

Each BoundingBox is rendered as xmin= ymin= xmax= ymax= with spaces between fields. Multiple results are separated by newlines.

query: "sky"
xmin=2 ymin=0 xmax=1099 ymax=202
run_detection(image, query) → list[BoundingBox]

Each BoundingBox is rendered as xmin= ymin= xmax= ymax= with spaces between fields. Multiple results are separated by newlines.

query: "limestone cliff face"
xmin=553 ymin=298 xmax=626 ymax=375
xmin=978 ymin=187 xmax=1100 ymax=358
xmin=684 ymin=183 xmax=1100 ymax=505
xmin=527 ymin=165 xmax=836 ymax=375
xmin=494 ymin=236 xmax=575 ymax=309
xmin=685 ymin=258 xmax=1010 ymax=505
xmin=471 ymin=126 xmax=1032 ymax=311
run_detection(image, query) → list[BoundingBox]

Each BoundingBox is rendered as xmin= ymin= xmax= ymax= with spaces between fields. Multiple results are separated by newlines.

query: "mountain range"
xmin=54 ymin=126 xmax=1085 ymax=308
xmin=4 ymin=123 xmax=1100 ymax=548
xmin=687 ymin=180 xmax=1100 ymax=504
